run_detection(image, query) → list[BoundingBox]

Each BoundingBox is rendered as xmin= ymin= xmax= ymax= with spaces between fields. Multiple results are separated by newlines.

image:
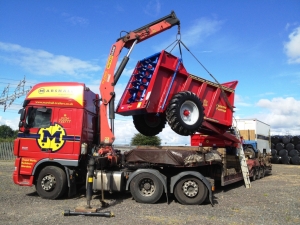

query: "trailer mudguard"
xmin=170 ymin=171 xmax=214 ymax=206
xmin=126 ymin=169 xmax=168 ymax=202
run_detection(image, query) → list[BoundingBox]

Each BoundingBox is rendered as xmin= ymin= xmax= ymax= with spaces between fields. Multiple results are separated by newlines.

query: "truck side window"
xmin=26 ymin=107 xmax=52 ymax=128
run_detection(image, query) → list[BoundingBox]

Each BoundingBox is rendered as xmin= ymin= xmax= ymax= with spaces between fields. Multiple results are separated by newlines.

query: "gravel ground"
xmin=0 ymin=161 xmax=299 ymax=225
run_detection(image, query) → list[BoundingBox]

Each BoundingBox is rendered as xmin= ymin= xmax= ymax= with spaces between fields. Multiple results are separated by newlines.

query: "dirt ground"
xmin=0 ymin=161 xmax=299 ymax=225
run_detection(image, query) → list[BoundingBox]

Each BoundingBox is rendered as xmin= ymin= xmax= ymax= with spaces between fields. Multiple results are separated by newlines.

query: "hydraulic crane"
xmin=98 ymin=11 xmax=180 ymax=161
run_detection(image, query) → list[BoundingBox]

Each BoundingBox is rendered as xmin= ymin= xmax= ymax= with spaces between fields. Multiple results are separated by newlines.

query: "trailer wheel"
xmin=251 ymin=169 xmax=257 ymax=181
xmin=260 ymin=167 xmax=265 ymax=178
xmin=257 ymin=168 xmax=261 ymax=179
xmin=174 ymin=176 xmax=208 ymax=205
xmin=133 ymin=113 xmax=166 ymax=136
xmin=166 ymin=91 xmax=204 ymax=136
xmin=130 ymin=172 xmax=163 ymax=204
xmin=36 ymin=166 xmax=67 ymax=199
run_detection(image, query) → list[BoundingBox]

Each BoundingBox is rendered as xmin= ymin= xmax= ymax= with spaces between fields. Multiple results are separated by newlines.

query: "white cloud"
xmin=0 ymin=42 xmax=101 ymax=76
xmin=0 ymin=114 xmax=19 ymax=130
xmin=235 ymin=94 xmax=252 ymax=107
xmin=154 ymin=17 xmax=223 ymax=52
xmin=143 ymin=0 xmax=161 ymax=17
xmin=256 ymin=97 xmax=300 ymax=135
xmin=66 ymin=16 xmax=89 ymax=26
xmin=114 ymin=118 xmax=189 ymax=145
xmin=61 ymin=13 xmax=89 ymax=26
xmin=257 ymin=92 xmax=275 ymax=97
xmin=181 ymin=18 xmax=223 ymax=47
xmin=284 ymin=26 xmax=300 ymax=64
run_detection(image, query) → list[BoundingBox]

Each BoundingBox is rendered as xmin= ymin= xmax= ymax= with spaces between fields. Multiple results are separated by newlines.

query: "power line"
xmin=0 ymin=76 xmax=32 ymax=112
xmin=0 ymin=77 xmax=36 ymax=84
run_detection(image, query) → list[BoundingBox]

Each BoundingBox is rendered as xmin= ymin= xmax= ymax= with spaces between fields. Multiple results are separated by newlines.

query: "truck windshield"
xmin=26 ymin=107 xmax=52 ymax=128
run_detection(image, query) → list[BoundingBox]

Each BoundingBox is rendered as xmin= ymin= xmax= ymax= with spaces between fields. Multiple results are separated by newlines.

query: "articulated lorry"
xmin=13 ymin=11 xmax=271 ymax=207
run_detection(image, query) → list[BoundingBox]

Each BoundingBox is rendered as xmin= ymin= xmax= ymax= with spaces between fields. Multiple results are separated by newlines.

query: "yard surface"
xmin=0 ymin=162 xmax=299 ymax=225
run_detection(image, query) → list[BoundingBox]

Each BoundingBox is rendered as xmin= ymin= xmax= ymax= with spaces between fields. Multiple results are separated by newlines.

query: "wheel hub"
xmin=182 ymin=180 xmax=198 ymax=197
xmin=139 ymin=178 xmax=155 ymax=196
xmin=183 ymin=109 xmax=190 ymax=116
xmin=180 ymin=101 xmax=199 ymax=125
xmin=41 ymin=175 xmax=56 ymax=191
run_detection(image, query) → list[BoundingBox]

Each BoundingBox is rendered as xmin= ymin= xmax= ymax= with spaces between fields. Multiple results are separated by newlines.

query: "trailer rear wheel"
xmin=130 ymin=173 xmax=163 ymax=204
xmin=166 ymin=91 xmax=204 ymax=136
xmin=260 ymin=167 xmax=265 ymax=178
xmin=257 ymin=168 xmax=261 ymax=179
xmin=36 ymin=166 xmax=67 ymax=199
xmin=251 ymin=169 xmax=257 ymax=181
xmin=133 ymin=113 xmax=166 ymax=136
xmin=174 ymin=176 xmax=208 ymax=205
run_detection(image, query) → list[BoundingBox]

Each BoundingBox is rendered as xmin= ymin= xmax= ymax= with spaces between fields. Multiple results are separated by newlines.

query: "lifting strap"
xmin=164 ymin=33 xmax=234 ymax=112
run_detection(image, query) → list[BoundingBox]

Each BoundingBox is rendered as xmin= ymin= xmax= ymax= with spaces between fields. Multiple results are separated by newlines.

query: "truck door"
xmin=50 ymin=108 xmax=77 ymax=158
xmin=19 ymin=107 xmax=53 ymax=158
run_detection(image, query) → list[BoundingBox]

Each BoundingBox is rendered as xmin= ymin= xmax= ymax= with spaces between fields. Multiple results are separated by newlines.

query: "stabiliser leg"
xmin=64 ymin=157 xmax=114 ymax=217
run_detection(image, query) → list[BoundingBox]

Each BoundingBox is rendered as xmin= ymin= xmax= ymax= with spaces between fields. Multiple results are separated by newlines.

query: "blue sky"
xmin=0 ymin=0 xmax=300 ymax=145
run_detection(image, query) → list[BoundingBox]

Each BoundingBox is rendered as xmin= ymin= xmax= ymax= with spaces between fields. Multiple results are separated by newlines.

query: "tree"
xmin=0 ymin=125 xmax=15 ymax=138
xmin=130 ymin=133 xmax=161 ymax=146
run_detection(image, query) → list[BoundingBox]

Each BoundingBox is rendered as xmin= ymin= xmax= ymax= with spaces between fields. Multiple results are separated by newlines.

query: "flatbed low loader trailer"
xmin=12 ymin=11 xmax=265 ymax=207
xmin=191 ymin=130 xmax=272 ymax=185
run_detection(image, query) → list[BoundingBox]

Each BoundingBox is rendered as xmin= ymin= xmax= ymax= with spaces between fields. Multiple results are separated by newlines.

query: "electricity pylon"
xmin=0 ymin=77 xmax=31 ymax=112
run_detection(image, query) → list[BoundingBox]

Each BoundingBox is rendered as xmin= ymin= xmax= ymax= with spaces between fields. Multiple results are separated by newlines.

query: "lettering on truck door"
xmin=19 ymin=107 xmax=53 ymax=172
xmin=52 ymin=108 xmax=79 ymax=156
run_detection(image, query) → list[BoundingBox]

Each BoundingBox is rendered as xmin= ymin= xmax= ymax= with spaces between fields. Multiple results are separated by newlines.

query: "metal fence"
xmin=0 ymin=142 xmax=14 ymax=160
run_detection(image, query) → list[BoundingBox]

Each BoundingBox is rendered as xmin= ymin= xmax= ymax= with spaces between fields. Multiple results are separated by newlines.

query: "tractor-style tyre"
xmin=133 ymin=113 xmax=166 ymax=136
xmin=166 ymin=91 xmax=204 ymax=136
xmin=130 ymin=173 xmax=163 ymax=204
xmin=174 ymin=176 xmax=208 ymax=205
xmin=36 ymin=166 xmax=67 ymax=199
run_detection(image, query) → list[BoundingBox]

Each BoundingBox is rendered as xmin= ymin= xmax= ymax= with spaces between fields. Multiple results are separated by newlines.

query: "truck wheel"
xmin=130 ymin=172 xmax=163 ymax=204
xmin=174 ymin=176 xmax=208 ymax=205
xmin=36 ymin=166 xmax=67 ymax=199
xmin=166 ymin=91 xmax=204 ymax=136
xmin=133 ymin=113 xmax=166 ymax=136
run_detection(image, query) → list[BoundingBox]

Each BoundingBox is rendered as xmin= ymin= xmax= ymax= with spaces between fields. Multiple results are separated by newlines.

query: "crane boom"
xmin=99 ymin=11 xmax=180 ymax=146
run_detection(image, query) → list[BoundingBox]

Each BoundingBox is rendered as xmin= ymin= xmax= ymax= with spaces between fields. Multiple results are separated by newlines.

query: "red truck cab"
xmin=13 ymin=82 xmax=99 ymax=199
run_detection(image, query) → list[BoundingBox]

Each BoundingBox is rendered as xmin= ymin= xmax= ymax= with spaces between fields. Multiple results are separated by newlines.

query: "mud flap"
xmin=65 ymin=167 xmax=77 ymax=198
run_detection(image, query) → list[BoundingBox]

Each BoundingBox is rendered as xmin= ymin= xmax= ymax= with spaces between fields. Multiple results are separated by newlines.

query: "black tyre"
xmin=257 ymin=168 xmax=261 ymax=179
xmin=251 ymin=169 xmax=257 ymax=181
xmin=133 ymin=113 xmax=166 ymax=136
xmin=174 ymin=176 xmax=208 ymax=205
xmin=166 ymin=91 xmax=204 ymax=136
xmin=290 ymin=156 xmax=300 ymax=165
xmin=288 ymin=149 xmax=299 ymax=157
xmin=36 ymin=166 xmax=67 ymax=199
xmin=130 ymin=173 xmax=163 ymax=204
xmin=260 ymin=167 xmax=265 ymax=178
xmin=280 ymin=155 xmax=290 ymax=164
